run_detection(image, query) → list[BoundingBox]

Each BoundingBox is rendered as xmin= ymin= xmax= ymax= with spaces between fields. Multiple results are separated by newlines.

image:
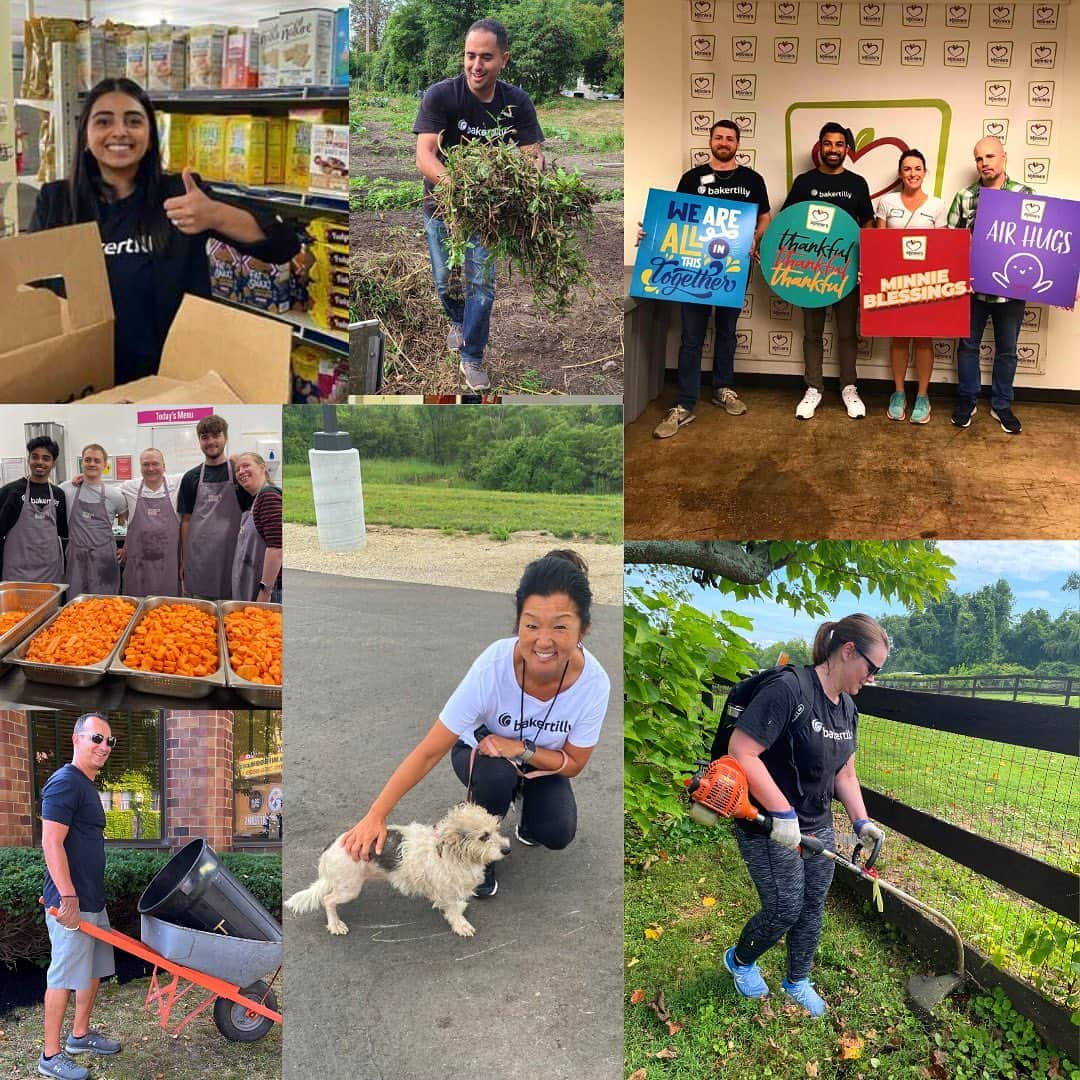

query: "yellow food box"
xmin=157 ymin=112 xmax=194 ymax=172
xmin=265 ymin=116 xmax=287 ymax=184
xmin=285 ymin=119 xmax=312 ymax=190
xmin=193 ymin=115 xmax=228 ymax=181
xmin=225 ymin=116 xmax=268 ymax=185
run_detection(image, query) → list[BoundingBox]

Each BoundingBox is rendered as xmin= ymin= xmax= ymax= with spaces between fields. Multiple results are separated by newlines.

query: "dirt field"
xmin=352 ymin=99 xmax=624 ymax=395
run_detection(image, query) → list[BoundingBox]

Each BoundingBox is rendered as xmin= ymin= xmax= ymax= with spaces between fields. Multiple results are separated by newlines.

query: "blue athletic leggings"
xmin=732 ymin=822 xmax=836 ymax=982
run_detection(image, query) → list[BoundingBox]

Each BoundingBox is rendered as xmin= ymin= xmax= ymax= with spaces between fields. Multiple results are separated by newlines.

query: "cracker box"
xmin=193 ymin=115 xmax=228 ymax=181
xmin=243 ymin=256 xmax=293 ymax=313
xmin=224 ymin=27 xmax=259 ymax=89
xmin=265 ymin=116 xmax=287 ymax=184
xmin=257 ymin=17 xmax=280 ymax=88
xmin=333 ymin=8 xmax=349 ymax=85
xmin=284 ymin=119 xmax=312 ymax=189
xmin=225 ymin=116 xmax=268 ymax=185
xmin=309 ymin=123 xmax=348 ymax=194
xmin=187 ymin=24 xmax=227 ymax=89
xmin=157 ymin=112 xmax=193 ymax=172
xmin=147 ymin=24 xmax=187 ymax=92
xmin=125 ymin=28 xmax=149 ymax=83
xmin=207 ymin=238 xmax=245 ymax=302
xmin=77 ymin=25 xmax=105 ymax=91
xmin=277 ymin=8 xmax=334 ymax=87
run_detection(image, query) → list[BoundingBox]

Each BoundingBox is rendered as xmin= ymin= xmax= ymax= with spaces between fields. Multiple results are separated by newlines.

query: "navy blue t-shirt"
xmin=41 ymin=763 xmax=107 ymax=913
xmin=781 ymin=168 xmax=874 ymax=226
xmin=733 ymin=668 xmax=857 ymax=831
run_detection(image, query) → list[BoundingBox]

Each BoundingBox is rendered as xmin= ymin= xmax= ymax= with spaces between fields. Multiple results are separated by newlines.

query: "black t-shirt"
xmin=734 ymin=668 xmax=857 ymax=831
xmin=677 ymin=163 xmax=770 ymax=218
xmin=782 ymin=168 xmax=874 ymax=226
xmin=413 ymin=73 xmax=544 ymax=214
xmin=0 ymin=478 xmax=68 ymax=574
xmin=177 ymin=462 xmax=254 ymax=517
xmin=41 ymin=763 xmax=107 ymax=913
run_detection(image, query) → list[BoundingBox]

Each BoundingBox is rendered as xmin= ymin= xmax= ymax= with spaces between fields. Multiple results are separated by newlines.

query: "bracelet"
xmin=60 ymin=894 xmax=77 ymax=898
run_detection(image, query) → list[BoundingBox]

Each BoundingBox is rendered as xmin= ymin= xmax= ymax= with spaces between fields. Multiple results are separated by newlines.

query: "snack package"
xmin=309 ymin=261 xmax=349 ymax=290
xmin=334 ymin=8 xmax=350 ymax=85
xmin=287 ymin=107 xmax=346 ymax=124
xmin=309 ymin=298 xmax=349 ymax=333
xmin=258 ymin=17 xmax=280 ymax=88
xmin=290 ymin=245 xmax=315 ymax=310
xmin=77 ymin=24 xmax=105 ymax=91
xmin=147 ymin=24 xmax=187 ymax=92
xmin=309 ymin=124 xmax=348 ymax=194
xmin=265 ymin=117 xmax=287 ymax=184
xmin=243 ymin=256 xmax=293 ymax=313
xmin=187 ymin=25 xmax=227 ymax=90
xmin=311 ymin=241 xmax=349 ymax=271
xmin=224 ymin=27 xmax=260 ymax=89
xmin=307 ymin=278 xmax=350 ymax=311
xmin=193 ymin=115 xmax=228 ymax=180
xmin=306 ymin=217 xmax=349 ymax=248
xmin=278 ymin=8 xmax=335 ymax=87
xmin=225 ymin=116 xmax=268 ymax=185
xmin=28 ymin=18 xmax=80 ymax=98
xmin=207 ymin=239 xmax=245 ymax=302
xmin=125 ymin=28 xmax=149 ymax=83
xmin=291 ymin=343 xmax=349 ymax=403
xmin=284 ymin=119 xmax=312 ymax=189
xmin=157 ymin=112 xmax=194 ymax=171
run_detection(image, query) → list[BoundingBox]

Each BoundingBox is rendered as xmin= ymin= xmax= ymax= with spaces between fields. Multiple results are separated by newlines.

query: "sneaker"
xmin=37 ymin=1053 xmax=89 ymax=1079
xmin=910 ymin=394 xmax=931 ymax=424
xmin=990 ymin=407 xmax=1022 ymax=435
xmin=446 ymin=324 xmax=464 ymax=352
xmin=712 ymin=387 xmax=747 ymax=415
xmin=951 ymin=398 xmax=977 ymax=428
xmin=472 ymin=864 xmax=498 ymax=898
xmin=782 ymin=977 xmax=827 ymax=1018
xmin=653 ymin=405 xmax=696 ymax=439
xmin=66 ymin=1030 xmax=121 ymax=1056
xmin=515 ymin=823 xmax=539 ymax=847
xmin=459 ymin=359 xmax=492 ymax=392
xmin=723 ymin=946 xmax=769 ymax=999
xmin=795 ymin=387 xmax=822 ymax=420
xmin=887 ymin=391 xmax=907 ymax=421
xmin=841 ymin=384 xmax=866 ymax=419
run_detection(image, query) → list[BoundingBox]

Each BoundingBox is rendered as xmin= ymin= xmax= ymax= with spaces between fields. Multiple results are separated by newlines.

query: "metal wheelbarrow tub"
xmin=140 ymin=915 xmax=283 ymax=989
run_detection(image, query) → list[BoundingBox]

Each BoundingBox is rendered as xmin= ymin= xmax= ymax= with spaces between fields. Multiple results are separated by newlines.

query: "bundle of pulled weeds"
xmin=433 ymin=139 xmax=599 ymax=316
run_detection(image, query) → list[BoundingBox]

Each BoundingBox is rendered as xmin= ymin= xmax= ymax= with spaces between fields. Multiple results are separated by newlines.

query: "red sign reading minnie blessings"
xmin=859 ymin=228 xmax=971 ymax=337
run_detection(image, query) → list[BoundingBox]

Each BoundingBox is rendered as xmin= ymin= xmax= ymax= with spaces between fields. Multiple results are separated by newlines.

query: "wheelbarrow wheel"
xmin=213 ymin=981 xmax=278 ymax=1042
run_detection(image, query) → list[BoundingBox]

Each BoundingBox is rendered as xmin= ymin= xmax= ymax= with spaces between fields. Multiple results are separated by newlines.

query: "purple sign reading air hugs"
xmin=971 ymin=188 xmax=1079 ymax=309
xmin=630 ymin=187 xmax=758 ymax=308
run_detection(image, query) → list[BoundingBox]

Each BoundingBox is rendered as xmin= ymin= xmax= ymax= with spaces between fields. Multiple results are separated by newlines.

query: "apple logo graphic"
xmin=736 ymin=333 xmax=750 ymax=348
xmin=948 ymin=5 xmax=967 ymax=17
xmin=906 ymin=5 xmax=923 ymax=17
xmin=735 ymin=77 xmax=752 ymax=90
xmin=736 ymin=152 xmax=752 ymax=165
xmin=693 ymin=38 xmax=711 ymax=54
xmin=986 ymin=122 xmax=1004 ymax=135
xmin=1022 ymin=310 xmax=1037 ymax=326
xmin=692 ymin=151 xmax=710 ymax=165
xmin=979 ymin=344 xmax=993 ymax=360
xmin=778 ymin=41 xmax=795 ymax=54
xmin=933 ymin=342 xmax=951 ymax=357
xmin=734 ymin=115 xmax=752 ymax=128
xmin=820 ymin=3 xmax=838 ymax=14
xmin=990 ymin=45 xmax=1008 ymax=58
xmin=1030 ymin=124 xmax=1047 ymax=136
xmin=903 ymin=238 xmax=922 ymax=253
xmin=948 ymin=45 xmax=965 ymax=57
xmin=693 ymin=77 xmax=710 ymax=91
xmin=988 ymin=84 xmax=1006 ymax=96
xmin=862 ymin=42 xmax=880 ymax=55
xmin=1032 ymin=85 xmax=1050 ymax=96
xmin=1018 ymin=346 xmax=1035 ymax=362
xmin=813 ymin=128 xmax=910 ymax=200
xmin=1034 ymin=46 xmax=1052 ymax=60
xmin=736 ymin=39 xmax=753 ymax=51
xmin=864 ymin=4 xmax=881 ymax=16
xmin=904 ymin=43 xmax=920 ymax=55
xmin=778 ymin=2 xmax=795 ymax=15
xmin=992 ymin=6 xmax=1009 ymax=18
xmin=810 ymin=208 xmax=830 ymax=225
xmin=771 ymin=334 xmax=788 ymax=347
xmin=820 ymin=42 xmax=837 ymax=54
xmin=693 ymin=0 xmax=712 ymax=11
xmin=693 ymin=113 xmax=711 ymax=129
xmin=1027 ymin=162 xmax=1046 ymax=176
xmin=736 ymin=2 xmax=753 ymax=14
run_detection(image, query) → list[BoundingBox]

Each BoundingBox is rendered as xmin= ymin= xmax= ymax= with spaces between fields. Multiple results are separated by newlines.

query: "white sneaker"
xmin=795 ymin=387 xmax=822 ymax=420
xmin=842 ymin=384 xmax=866 ymax=418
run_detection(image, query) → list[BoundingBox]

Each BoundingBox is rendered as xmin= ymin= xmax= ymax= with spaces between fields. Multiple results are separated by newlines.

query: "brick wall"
xmin=0 ymin=710 xmax=33 ymax=846
xmin=164 ymin=711 xmax=234 ymax=852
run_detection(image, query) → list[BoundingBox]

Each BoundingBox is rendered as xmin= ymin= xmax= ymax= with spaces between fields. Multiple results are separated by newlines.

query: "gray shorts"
xmin=46 ymin=908 xmax=115 ymax=991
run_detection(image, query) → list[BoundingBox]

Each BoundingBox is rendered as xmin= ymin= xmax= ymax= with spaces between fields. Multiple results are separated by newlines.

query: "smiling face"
xmin=1005 ymin=253 xmax=1042 ymax=284
xmin=463 ymin=29 xmax=508 ymax=100
xmin=818 ymin=131 xmax=848 ymax=173
xmin=234 ymin=454 xmax=267 ymax=493
xmin=140 ymin=449 xmax=165 ymax=486
xmin=516 ymin=592 xmax=583 ymax=678
xmin=837 ymin=639 xmax=888 ymax=697
xmin=72 ymin=715 xmax=113 ymax=779
xmin=81 ymin=447 xmax=107 ymax=482
xmin=709 ymin=124 xmax=740 ymax=165
xmin=28 ymin=447 xmax=56 ymax=482
xmin=974 ymin=137 xmax=1006 ymax=186
xmin=85 ymin=91 xmax=150 ymax=178
xmin=199 ymin=428 xmax=227 ymax=464
xmin=899 ymin=154 xmax=926 ymax=194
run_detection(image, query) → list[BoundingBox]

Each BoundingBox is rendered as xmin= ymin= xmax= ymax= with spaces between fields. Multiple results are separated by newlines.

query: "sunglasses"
xmin=79 ymin=732 xmax=116 ymax=747
xmin=852 ymin=643 xmax=881 ymax=677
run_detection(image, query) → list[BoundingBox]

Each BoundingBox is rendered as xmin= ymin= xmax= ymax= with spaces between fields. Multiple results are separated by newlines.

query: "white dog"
xmin=284 ymin=803 xmax=510 ymax=938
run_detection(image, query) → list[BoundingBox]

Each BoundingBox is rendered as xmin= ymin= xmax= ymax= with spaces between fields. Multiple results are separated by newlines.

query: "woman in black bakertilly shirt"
xmin=29 ymin=78 xmax=300 ymax=385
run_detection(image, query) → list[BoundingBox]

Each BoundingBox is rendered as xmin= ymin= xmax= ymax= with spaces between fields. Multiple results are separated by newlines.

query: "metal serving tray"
xmin=220 ymin=600 xmax=283 ymax=708
xmin=108 ymin=596 xmax=226 ymax=699
xmin=7 ymin=594 xmax=140 ymax=687
xmin=0 ymin=582 xmax=67 ymax=669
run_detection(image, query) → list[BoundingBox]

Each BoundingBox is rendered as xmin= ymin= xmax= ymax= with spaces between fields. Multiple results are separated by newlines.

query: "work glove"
xmin=769 ymin=808 xmax=801 ymax=850
xmin=853 ymin=818 xmax=885 ymax=851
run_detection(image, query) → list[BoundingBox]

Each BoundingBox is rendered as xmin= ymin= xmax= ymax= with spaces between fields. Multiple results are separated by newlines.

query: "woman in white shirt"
xmin=873 ymin=149 xmax=948 ymax=425
xmin=341 ymin=550 xmax=611 ymax=898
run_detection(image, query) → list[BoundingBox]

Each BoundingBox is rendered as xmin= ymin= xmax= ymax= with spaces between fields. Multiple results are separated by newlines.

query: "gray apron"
xmin=231 ymin=485 xmax=280 ymax=602
xmin=3 ymin=482 xmax=65 ymax=583
xmin=183 ymin=461 xmax=242 ymax=600
xmin=123 ymin=478 xmax=180 ymax=597
xmin=66 ymin=483 xmax=121 ymax=597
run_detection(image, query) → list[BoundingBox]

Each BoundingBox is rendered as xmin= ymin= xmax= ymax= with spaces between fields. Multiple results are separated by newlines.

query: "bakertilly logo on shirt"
xmin=811 ymin=717 xmax=854 ymax=740
xmin=102 ymin=236 xmax=154 ymax=255
xmin=495 ymin=710 xmax=571 ymax=736
xmin=456 ymin=119 xmax=515 ymax=139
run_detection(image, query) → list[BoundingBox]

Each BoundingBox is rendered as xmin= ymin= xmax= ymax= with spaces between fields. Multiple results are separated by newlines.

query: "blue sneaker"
xmin=723 ymin=946 xmax=769 ymax=998
xmin=887 ymin=391 xmax=906 ymax=421
xmin=910 ymin=394 xmax=931 ymax=424
xmin=782 ymin=977 xmax=827 ymax=1017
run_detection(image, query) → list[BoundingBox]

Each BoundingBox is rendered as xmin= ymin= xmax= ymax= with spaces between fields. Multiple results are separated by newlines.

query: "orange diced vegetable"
xmin=0 ymin=610 xmax=30 ymax=636
xmin=26 ymin=599 xmax=137 ymax=666
xmin=223 ymin=606 xmax=282 ymax=685
xmin=121 ymin=603 xmax=219 ymax=677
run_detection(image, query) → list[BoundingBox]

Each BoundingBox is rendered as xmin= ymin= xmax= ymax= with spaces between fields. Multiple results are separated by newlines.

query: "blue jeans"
xmin=423 ymin=213 xmax=495 ymax=364
xmin=676 ymin=303 xmax=740 ymax=410
xmin=956 ymin=297 xmax=1024 ymax=410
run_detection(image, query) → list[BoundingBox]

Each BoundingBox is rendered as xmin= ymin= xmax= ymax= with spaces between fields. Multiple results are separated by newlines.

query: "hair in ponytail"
xmin=812 ymin=614 xmax=889 ymax=665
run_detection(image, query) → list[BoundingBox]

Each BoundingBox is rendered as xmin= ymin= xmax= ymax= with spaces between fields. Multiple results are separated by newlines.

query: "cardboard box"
xmin=309 ymin=123 xmax=348 ymax=194
xmin=224 ymin=27 xmax=259 ymax=89
xmin=157 ymin=112 xmax=193 ymax=171
xmin=187 ymin=24 xmax=227 ymax=90
xmin=257 ymin=17 xmax=280 ymax=88
xmin=147 ymin=25 xmax=187 ymax=92
xmin=193 ymin=115 xmax=228 ymax=181
xmin=333 ymin=8 xmax=349 ymax=85
xmin=0 ymin=224 xmax=291 ymax=404
xmin=277 ymin=8 xmax=334 ymax=87
xmin=265 ymin=117 xmax=287 ymax=184
xmin=225 ymin=116 xmax=268 ymax=185
xmin=284 ymin=119 xmax=312 ymax=189
xmin=77 ymin=25 xmax=105 ymax=90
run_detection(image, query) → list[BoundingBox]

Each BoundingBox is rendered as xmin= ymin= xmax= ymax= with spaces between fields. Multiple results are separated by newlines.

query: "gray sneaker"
xmin=66 ymin=1029 xmax=121 ymax=1056
xmin=711 ymin=387 xmax=747 ymax=415
xmin=446 ymin=324 xmax=464 ymax=352
xmin=653 ymin=405 xmax=695 ymax=438
xmin=459 ymin=359 xmax=492 ymax=391
xmin=38 ymin=1052 xmax=89 ymax=1079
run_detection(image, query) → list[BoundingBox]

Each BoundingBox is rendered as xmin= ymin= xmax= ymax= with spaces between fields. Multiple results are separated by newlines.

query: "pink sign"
xmin=136 ymin=407 xmax=216 ymax=425
xmin=114 ymin=455 xmax=133 ymax=481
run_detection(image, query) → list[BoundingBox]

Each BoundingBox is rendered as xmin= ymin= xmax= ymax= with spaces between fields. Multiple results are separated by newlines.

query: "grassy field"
xmin=282 ymin=463 xmax=622 ymax=542
xmin=624 ymin=832 xmax=1077 ymax=1079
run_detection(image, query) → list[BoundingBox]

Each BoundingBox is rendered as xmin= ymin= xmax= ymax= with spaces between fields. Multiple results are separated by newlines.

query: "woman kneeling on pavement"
xmin=724 ymin=613 xmax=889 ymax=1017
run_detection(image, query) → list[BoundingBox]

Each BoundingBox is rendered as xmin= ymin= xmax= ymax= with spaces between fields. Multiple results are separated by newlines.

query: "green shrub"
xmin=104 ymin=810 xmax=161 ymax=840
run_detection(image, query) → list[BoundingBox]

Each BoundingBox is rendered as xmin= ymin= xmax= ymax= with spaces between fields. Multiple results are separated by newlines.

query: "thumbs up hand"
xmin=163 ymin=167 xmax=219 ymax=235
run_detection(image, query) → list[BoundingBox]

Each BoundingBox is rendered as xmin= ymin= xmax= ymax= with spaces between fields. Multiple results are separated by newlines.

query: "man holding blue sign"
xmin=647 ymin=121 xmax=771 ymax=439
xmin=947 ymin=137 xmax=1033 ymax=435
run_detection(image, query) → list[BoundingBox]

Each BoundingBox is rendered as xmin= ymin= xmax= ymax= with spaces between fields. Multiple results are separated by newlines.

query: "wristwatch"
xmin=258 ymin=581 xmax=269 ymax=592
xmin=519 ymin=738 xmax=537 ymax=764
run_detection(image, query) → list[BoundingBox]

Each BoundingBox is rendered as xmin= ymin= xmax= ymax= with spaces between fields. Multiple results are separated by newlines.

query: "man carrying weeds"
xmin=414 ymin=18 xmax=545 ymax=391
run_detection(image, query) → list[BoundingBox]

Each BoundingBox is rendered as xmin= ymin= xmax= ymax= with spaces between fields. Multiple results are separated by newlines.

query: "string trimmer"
xmin=685 ymin=756 xmax=966 ymax=1012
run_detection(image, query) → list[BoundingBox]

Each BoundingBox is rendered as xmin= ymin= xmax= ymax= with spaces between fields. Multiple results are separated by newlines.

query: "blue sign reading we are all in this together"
xmin=630 ymin=187 xmax=758 ymax=308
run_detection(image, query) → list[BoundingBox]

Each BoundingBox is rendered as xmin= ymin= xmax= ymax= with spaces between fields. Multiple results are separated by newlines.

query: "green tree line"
xmin=351 ymin=0 xmax=624 ymax=100
xmin=284 ymin=405 xmax=622 ymax=495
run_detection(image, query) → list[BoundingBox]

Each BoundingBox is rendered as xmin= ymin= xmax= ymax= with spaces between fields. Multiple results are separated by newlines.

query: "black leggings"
xmin=450 ymin=741 xmax=577 ymax=849
xmin=732 ymin=822 xmax=836 ymax=982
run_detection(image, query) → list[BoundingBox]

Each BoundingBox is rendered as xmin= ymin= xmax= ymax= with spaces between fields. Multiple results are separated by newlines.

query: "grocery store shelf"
xmin=149 ymin=86 xmax=347 ymax=106
xmin=214 ymin=296 xmax=348 ymax=355
xmin=206 ymin=179 xmax=347 ymax=215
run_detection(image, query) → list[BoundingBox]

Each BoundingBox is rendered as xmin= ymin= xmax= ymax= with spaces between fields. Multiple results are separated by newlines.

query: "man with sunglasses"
xmin=39 ymin=714 xmax=122 ymax=1080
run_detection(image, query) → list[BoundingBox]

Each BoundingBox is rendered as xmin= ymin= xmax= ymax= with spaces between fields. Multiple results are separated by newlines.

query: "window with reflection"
xmin=233 ymin=710 xmax=282 ymax=846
